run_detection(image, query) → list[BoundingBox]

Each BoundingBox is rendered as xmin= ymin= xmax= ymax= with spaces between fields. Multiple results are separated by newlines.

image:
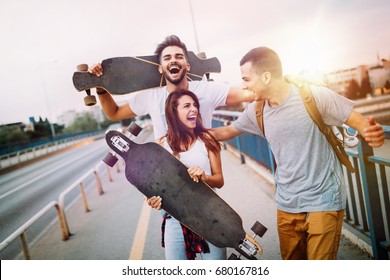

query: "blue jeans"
xmin=164 ymin=217 xmax=227 ymax=260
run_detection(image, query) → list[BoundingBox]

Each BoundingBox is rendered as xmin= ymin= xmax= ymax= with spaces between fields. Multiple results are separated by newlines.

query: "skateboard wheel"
xmin=77 ymin=64 xmax=89 ymax=71
xmin=84 ymin=95 xmax=97 ymax=106
xmin=251 ymin=221 xmax=267 ymax=237
xmin=103 ymin=152 xmax=118 ymax=167
xmin=127 ymin=122 xmax=142 ymax=136
xmin=228 ymin=253 xmax=240 ymax=260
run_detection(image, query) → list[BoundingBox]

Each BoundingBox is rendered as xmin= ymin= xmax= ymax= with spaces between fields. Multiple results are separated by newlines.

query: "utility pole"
xmin=40 ymin=61 xmax=58 ymax=139
xmin=189 ymin=0 xmax=200 ymax=53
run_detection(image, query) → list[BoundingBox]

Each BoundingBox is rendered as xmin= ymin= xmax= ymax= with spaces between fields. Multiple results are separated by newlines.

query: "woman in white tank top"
xmin=146 ymin=89 xmax=226 ymax=260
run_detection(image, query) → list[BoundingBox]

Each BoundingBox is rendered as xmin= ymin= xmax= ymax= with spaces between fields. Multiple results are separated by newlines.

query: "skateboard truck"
xmin=76 ymin=64 xmax=98 ymax=106
xmin=229 ymin=221 xmax=268 ymax=260
xmin=239 ymin=234 xmax=261 ymax=256
xmin=103 ymin=122 xmax=142 ymax=167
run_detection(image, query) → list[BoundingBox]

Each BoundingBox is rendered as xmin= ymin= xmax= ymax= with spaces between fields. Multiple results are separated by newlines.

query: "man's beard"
xmin=163 ymin=68 xmax=187 ymax=85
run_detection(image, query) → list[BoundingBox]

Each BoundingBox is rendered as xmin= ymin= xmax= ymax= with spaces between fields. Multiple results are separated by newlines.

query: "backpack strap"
xmin=286 ymin=76 xmax=355 ymax=173
xmin=255 ymin=100 xmax=266 ymax=136
xmin=255 ymin=99 xmax=277 ymax=171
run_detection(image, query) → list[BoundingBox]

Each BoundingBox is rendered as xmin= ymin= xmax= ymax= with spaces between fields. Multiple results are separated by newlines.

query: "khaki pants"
xmin=277 ymin=210 xmax=344 ymax=260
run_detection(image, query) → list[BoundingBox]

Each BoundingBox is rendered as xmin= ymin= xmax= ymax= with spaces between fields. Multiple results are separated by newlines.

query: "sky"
xmin=0 ymin=0 xmax=389 ymax=125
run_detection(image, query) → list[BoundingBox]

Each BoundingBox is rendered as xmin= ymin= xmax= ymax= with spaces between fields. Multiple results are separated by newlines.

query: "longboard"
xmin=103 ymin=123 xmax=267 ymax=259
xmin=73 ymin=51 xmax=221 ymax=106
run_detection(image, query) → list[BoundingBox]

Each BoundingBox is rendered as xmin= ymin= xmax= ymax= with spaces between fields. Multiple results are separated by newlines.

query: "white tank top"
xmin=163 ymin=139 xmax=211 ymax=176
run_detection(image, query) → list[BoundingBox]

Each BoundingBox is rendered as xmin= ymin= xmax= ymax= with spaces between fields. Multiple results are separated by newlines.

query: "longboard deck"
xmin=106 ymin=130 xmax=245 ymax=249
xmin=73 ymin=51 xmax=221 ymax=95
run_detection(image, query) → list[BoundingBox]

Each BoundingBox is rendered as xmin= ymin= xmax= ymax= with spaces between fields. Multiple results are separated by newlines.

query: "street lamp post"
xmin=189 ymin=0 xmax=200 ymax=53
xmin=40 ymin=61 xmax=58 ymax=139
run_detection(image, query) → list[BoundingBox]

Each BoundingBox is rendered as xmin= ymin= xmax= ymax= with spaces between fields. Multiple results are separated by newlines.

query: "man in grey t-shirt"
xmin=212 ymin=47 xmax=385 ymax=260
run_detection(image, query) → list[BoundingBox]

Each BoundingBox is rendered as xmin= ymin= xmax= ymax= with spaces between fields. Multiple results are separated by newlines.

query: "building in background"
xmin=368 ymin=59 xmax=390 ymax=96
xmin=324 ymin=56 xmax=390 ymax=100
xmin=324 ymin=65 xmax=370 ymax=100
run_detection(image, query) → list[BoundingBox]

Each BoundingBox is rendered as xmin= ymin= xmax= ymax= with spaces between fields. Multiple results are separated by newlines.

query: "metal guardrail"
xmin=212 ymin=110 xmax=390 ymax=260
xmin=0 ymin=160 xmax=120 ymax=259
xmin=0 ymin=131 xmax=105 ymax=170
xmin=0 ymin=130 xmax=104 ymax=157
xmin=0 ymin=201 xmax=65 ymax=260
xmin=343 ymin=139 xmax=390 ymax=259
xmin=0 ymin=140 xmax=68 ymax=169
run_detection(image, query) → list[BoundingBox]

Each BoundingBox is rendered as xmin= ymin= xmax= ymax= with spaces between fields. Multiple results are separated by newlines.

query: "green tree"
xmin=28 ymin=118 xmax=51 ymax=140
xmin=0 ymin=125 xmax=29 ymax=147
xmin=100 ymin=119 xmax=119 ymax=130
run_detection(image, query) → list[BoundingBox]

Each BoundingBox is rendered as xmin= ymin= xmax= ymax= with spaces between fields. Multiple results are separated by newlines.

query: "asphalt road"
xmin=0 ymin=137 xmax=109 ymax=259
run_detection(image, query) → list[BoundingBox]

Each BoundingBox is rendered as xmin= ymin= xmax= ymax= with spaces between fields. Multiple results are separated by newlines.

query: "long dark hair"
xmin=164 ymin=89 xmax=221 ymax=156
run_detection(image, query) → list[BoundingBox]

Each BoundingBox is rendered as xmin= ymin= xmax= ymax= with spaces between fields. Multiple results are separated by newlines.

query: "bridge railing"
xmin=212 ymin=110 xmax=390 ymax=260
xmin=0 ymin=131 xmax=104 ymax=170
xmin=0 ymin=201 xmax=65 ymax=260
xmin=0 ymin=160 xmax=121 ymax=259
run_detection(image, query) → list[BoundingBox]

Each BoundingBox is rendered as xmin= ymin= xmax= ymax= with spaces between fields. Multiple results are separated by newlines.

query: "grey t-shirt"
xmin=233 ymin=84 xmax=354 ymax=212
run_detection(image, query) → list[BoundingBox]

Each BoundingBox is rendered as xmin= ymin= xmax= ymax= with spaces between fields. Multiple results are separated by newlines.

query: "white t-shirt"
xmin=127 ymin=81 xmax=229 ymax=139
xmin=163 ymin=139 xmax=212 ymax=176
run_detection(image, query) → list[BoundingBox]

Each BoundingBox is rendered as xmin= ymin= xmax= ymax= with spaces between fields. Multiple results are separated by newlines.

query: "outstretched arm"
xmin=226 ymin=88 xmax=254 ymax=105
xmin=345 ymin=110 xmax=384 ymax=147
xmin=210 ymin=124 xmax=243 ymax=141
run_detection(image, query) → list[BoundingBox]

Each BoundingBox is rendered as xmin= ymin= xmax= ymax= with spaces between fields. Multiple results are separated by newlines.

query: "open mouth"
xmin=187 ymin=115 xmax=197 ymax=123
xmin=169 ymin=64 xmax=180 ymax=74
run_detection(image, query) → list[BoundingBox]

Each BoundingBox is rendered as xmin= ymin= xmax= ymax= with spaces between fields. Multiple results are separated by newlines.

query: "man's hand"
xmin=363 ymin=116 xmax=385 ymax=147
xmin=88 ymin=63 xmax=104 ymax=77
xmin=145 ymin=196 xmax=162 ymax=210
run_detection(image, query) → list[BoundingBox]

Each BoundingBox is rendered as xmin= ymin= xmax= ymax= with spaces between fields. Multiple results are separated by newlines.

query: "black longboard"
xmin=73 ymin=51 xmax=221 ymax=106
xmin=103 ymin=123 xmax=267 ymax=259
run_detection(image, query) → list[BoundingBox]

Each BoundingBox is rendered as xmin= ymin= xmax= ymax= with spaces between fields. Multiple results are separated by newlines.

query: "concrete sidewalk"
xmin=24 ymin=146 xmax=371 ymax=260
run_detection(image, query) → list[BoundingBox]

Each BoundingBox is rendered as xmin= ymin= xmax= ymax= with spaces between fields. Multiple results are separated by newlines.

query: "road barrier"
xmin=0 ymin=159 xmax=122 ymax=259
xmin=0 ymin=131 xmax=104 ymax=170
xmin=0 ymin=201 xmax=66 ymax=260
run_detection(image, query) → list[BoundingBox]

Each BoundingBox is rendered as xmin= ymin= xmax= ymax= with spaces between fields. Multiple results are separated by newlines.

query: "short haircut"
xmin=154 ymin=35 xmax=189 ymax=62
xmin=240 ymin=47 xmax=283 ymax=78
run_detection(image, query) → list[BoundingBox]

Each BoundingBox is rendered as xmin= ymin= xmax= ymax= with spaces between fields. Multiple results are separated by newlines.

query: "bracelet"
xmin=96 ymin=88 xmax=108 ymax=95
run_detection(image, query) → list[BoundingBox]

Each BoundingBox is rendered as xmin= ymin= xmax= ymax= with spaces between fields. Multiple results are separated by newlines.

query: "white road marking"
xmin=129 ymin=201 xmax=152 ymax=260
